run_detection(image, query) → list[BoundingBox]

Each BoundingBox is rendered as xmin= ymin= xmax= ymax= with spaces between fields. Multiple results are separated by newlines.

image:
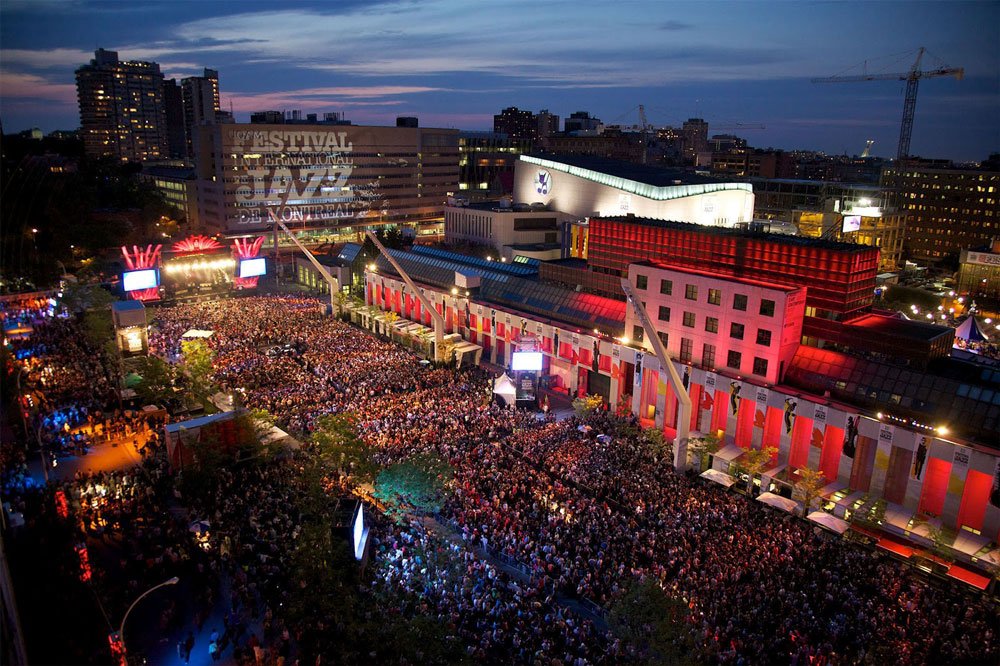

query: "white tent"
xmin=700 ymin=468 xmax=736 ymax=488
xmin=757 ymin=492 xmax=802 ymax=514
xmin=807 ymin=511 xmax=850 ymax=535
xmin=181 ymin=329 xmax=215 ymax=339
xmin=493 ymin=373 xmax=517 ymax=407
xmin=954 ymin=316 xmax=989 ymax=343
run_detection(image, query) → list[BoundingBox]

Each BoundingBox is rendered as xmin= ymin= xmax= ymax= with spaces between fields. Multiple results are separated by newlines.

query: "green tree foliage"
xmin=60 ymin=283 xmax=116 ymax=315
xmin=373 ymin=452 xmax=453 ymax=521
xmin=609 ymin=577 xmax=693 ymax=665
xmin=642 ymin=427 xmax=672 ymax=460
xmin=130 ymin=355 xmax=176 ymax=405
xmin=179 ymin=339 xmax=215 ymax=399
xmin=687 ymin=433 xmax=722 ymax=472
xmin=741 ymin=446 xmax=778 ymax=495
xmin=794 ymin=466 xmax=826 ymax=517
xmin=311 ymin=413 xmax=376 ymax=487
xmin=572 ymin=393 xmax=605 ymax=418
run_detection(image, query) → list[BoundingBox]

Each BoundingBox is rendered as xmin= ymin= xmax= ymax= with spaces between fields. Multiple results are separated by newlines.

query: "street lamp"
xmin=119 ymin=577 xmax=179 ymax=655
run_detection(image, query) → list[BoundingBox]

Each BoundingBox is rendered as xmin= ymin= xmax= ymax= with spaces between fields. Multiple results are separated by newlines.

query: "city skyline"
xmin=0 ymin=0 xmax=997 ymax=161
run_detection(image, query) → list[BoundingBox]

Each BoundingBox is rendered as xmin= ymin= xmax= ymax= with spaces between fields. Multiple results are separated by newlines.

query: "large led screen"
xmin=511 ymin=351 xmax=544 ymax=372
xmin=122 ymin=269 xmax=159 ymax=292
xmin=239 ymin=258 xmax=267 ymax=278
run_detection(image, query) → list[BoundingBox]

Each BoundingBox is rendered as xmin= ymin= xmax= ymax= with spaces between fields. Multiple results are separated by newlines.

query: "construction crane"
xmin=812 ymin=47 xmax=963 ymax=162
xmin=860 ymin=139 xmax=874 ymax=158
xmin=638 ymin=104 xmax=650 ymax=164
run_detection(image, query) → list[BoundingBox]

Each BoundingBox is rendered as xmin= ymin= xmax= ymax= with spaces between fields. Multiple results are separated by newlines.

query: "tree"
xmin=741 ymin=446 xmax=778 ymax=495
xmin=687 ymin=433 xmax=721 ymax=472
xmin=373 ymin=452 xmax=453 ymax=521
xmin=609 ymin=577 xmax=693 ymax=664
xmin=794 ymin=466 xmax=826 ymax=517
xmin=311 ymin=413 xmax=376 ymax=487
xmin=642 ymin=427 xmax=672 ymax=461
xmin=572 ymin=393 xmax=605 ymax=419
xmin=130 ymin=355 xmax=176 ymax=405
xmin=60 ymin=283 xmax=115 ymax=315
xmin=179 ymin=339 xmax=215 ymax=400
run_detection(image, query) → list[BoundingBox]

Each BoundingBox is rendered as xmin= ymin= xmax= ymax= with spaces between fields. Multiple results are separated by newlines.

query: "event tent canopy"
xmin=493 ymin=373 xmax=517 ymax=407
xmin=700 ymin=468 xmax=736 ymax=488
xmin=757 ymin=492 xmax=802 ymax=514
xmin=807 ymin=511 xmax=850 ymax=535
xmin=954 ymin=316 xmax=989 ymax=343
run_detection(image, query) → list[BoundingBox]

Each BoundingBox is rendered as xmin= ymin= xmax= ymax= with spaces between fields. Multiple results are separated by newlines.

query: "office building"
xmin=458 ymin=132 xmax=533 ymax=200
xmin=181 ymin=68 xmax=220 ymax=158
xmin=681 ymin=118 xmax=709 ymax=164
xmin=444 ymin=199 xmax=573 ymax=260
xmin=194 ymin=123 xmax=459 ymax=238
xmin=396 ymin=117 xmax=419 ymax=128
xmin=752 ymin=178 xmax=906 ymax=272
xmin=75 ymin=48 xmax=168 ymax=163
xmin=536 ymin=109 xmax=560 ymax=138
xmin=140 ymin=164 xmax=199 ymax=227
xmin=625 ymin=261 xmax=806 ymax=384
xmin=493 ymin=107 xmax=537 ymax=142
xmin=882 ymin=163 xmax=1000 ymax=262
xmin=563 ymin=111 xmax=602 ymax=134
xmin=539 ymin=130 xmax=646 ymax=164
xmin=957 ymin=239 xmax=1000 ymax=302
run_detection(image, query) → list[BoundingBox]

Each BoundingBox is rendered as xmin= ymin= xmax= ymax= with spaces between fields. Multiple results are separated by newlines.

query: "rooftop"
xmin=595 ymin=215 xmax=876 ymax=253
xmin=846 ymin=312 xmax=954 ymax=343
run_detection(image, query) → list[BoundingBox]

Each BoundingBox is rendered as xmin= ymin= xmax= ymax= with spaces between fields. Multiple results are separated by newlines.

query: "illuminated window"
xmin=685 ymin=284 xmax=698 ymax=300
xmin=708 ymin=288 xmax=722 ymax=305
xmin=705 ymin=317 xmax=719 ymax=333
xmin=702 ymin=343 xmax=716 ymax=368
xmin=680 ymin=338 xmax=693 ymax=363
xmin=683 ymin=312 xmax=696 ymax=328
xmin=733 ymin=294 xmax=748 ymax=311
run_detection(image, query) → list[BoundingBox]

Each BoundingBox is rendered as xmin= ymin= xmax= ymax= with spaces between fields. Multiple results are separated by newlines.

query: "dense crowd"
xmin=4 ymin=294 xmax=997 ymax=665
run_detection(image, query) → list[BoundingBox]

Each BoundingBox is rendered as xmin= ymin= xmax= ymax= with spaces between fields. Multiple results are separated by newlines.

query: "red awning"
xmin=946 ymin=565 xmax=991 ymax=590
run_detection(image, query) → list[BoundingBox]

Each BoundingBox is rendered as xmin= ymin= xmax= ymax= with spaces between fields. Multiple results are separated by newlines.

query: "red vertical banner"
xmin=957 ymin=469 xmax=993 ymax=531
xmin=820 ymin=426 xmax=844 ymax=485
xmin=735 ymin=399 xmax=754 ymax=449
xmin=688 ymin=383 xmax=702 ymax=431
xmin=711 ymin=390 xmax=728 ymax=434
xmin=763 ymin=407 xmax=783 ymax=452
xmin=789 ymin=416 xmax=812 ymax=470
xmin=919 ymin=457 xmax=952 ymax=516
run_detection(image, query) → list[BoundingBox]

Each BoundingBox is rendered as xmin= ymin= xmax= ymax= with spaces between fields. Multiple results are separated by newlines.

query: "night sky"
xmin=1 ymin=0 xmax=997 ymax=161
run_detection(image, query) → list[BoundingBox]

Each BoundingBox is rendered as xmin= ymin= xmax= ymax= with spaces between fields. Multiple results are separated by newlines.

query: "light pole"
xmin=118 ymin=576 xmax=179 ymax=656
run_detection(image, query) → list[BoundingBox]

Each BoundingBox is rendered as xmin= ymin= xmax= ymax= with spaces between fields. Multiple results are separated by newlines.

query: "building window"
xmin=680 ymin=338 xmax=693 ymax=363
xmin=659 ymin=279 xmax=673 ymax=295
xmin=733 ymin=293 xmax=748 ymax=311
xmin=760 ymin=299 xmax=775 ymax=317
xmin=753 ymin=357 xmax=769 ymax=376
xmin=657 ymin=331 xmax=669 ymax=348
xmin=756 ymin=329 xmax=772 ymax=346
xmin=685 ymin=284 xmax=698 ymax=300
xmin=708 ymin=288 xmax=722 ymax=306
xmin=636 ymin=274 xmax=648 ymax=290
xmin=702 ymin=343 xmax=716 ymax=368
xmin=657 ymin=306 xmax=671 ymax=322
xmin=727 ymin=350 xmax=742 ymax=370
xmin=730 ymin=322 xmax=745 ymax=340
xmin=683 ymin=311 xmax=696 ymax=328
xmin=633 ymin=325 xmax=643 ymax=342
xmin=705 ymin=316 xmax=719 ymax=333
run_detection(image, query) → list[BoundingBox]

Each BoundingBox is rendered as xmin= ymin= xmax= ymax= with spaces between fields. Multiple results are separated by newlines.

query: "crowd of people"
xmin=4 ymin=293 xmax=997 ymax=665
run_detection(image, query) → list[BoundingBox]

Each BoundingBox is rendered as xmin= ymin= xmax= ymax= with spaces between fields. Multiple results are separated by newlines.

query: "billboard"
xmin=842 ymin=215 xmax=861 ymax=233
xmin=122 ymin=269 xmax=159 ymax=292
xmin=511 ymin=351 xmax=543 ymax=371
xmin=239 ymin=257 xmax=267 ymax=278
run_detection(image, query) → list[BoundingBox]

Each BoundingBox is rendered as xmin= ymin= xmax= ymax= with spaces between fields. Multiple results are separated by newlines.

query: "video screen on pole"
xmin=842 ymin=215 xmax=861 ymax=233
xmin=122 ymin=269 xmax=159 ymax=292
xmin=239 ymin=258 xmax=267 ymax=278
xmin=511 ymin=351 xmax=543 ymax=371
xmin=352 ymin=504 xmax=368 ymax=561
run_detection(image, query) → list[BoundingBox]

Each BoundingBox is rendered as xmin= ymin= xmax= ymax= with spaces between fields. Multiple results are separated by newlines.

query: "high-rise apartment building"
xmin=163 ymin=79 xmax=186 ymax=159
xmin=881 ymin=163 xmax=1000 ymax=262
xmin=181 ymin=68 xmax=220 ymax=159
xmin=493 ymin=107 xmax=537 ymax=141
xmin=563 ymin=111 xmax=602 ymax=134
xmin=681 ymin=118 xmax=709 ymax=164
xmin=75 ymin=48 xmax=168 ymax=163
xmin=536 ymin=109 xmax=559 ymax=138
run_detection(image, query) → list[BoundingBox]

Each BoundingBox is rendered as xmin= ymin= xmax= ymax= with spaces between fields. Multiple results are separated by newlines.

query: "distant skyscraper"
xmin=493 ymin=107 xmax=537 ymax=141
xmin=564 ymin=111 xmax=602 ymax=134
xmin=163 ymin=79 xmax=186 ymax=159
xmin=181 ymin=68 xmax=220 ymax=159
xmin=396 ymin=116 xmax=419 ymax=128
xmin=681 ymin=118 xmax=709 ymax=164
xmin=537 ymin=109 xmax=559 ymax=138
xmin=75 ymin=48 xmax=168 ymax=163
